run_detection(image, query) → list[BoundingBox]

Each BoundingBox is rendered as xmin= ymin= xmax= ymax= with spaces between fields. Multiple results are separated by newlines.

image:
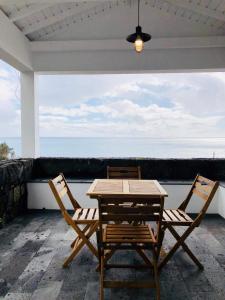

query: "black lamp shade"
xmin=126 ymin=26 xmax=151 ymax=43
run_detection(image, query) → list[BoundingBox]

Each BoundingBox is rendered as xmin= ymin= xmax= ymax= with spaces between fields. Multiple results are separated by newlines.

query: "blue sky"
xmin=1 ymin=59 xmax=225 ymax=138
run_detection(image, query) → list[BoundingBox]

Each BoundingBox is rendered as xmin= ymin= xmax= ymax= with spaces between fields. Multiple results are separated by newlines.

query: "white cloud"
xmin=0 ymin=60 xmax=21 ymax=137
xmin=39 ymin=98 xmax=223 ymax=138
xmin=1 ymin=64 xmax=225 ymax=139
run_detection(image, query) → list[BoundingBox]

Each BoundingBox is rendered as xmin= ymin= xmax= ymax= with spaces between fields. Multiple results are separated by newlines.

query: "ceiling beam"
xmin=30 ymin=36 xmax=225 ymax=52
xmin=32 ymin=47 xmax=225 ymax=73
xmin=0 ymin=0 xmax=116 ymax=4
xmin=0 ymin=9 xmax=32 ymax=71
xmin=166 ymin=0 xmax=225 ymax=22
xmin=9 ymin=4 xmax=54 ymax=22
xmin=22 ymin=2 xmax=98 ymax=35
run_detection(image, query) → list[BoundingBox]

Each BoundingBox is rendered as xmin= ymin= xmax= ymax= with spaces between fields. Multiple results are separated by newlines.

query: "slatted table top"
xmin=87 ymin=179 xmax=168 ymax=198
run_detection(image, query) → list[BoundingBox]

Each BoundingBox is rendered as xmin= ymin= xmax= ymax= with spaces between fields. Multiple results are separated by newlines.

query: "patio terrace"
xmin=1 ymin=1 xmax=225 ymax=299
xmin=0 ymin=158 xmax=225 ymax=299
xmin=0 ymin=211 xmax=225 ymax=300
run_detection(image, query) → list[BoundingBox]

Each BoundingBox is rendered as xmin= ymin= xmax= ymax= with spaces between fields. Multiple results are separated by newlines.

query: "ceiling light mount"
xmin=126 ymin=0 xmax=151 ymax=53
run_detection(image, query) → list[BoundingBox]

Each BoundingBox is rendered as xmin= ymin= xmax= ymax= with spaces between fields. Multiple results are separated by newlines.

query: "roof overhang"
xmin=0 ymin=0 xmax=225 ymax=73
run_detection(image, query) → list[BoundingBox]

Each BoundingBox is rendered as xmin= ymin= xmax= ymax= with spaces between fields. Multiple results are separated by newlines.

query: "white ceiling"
xmin=0 ymin=0 xmax=225 ymax=42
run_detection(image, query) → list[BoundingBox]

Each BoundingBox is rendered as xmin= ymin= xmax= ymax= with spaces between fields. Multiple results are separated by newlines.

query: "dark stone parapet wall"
xmin=32 ymin=158 xmax=225 ymax=181
xmin=0 ymin=159 xmax=33 ymax=227
xmin=1 ymin=157 xmax=225 ymax=227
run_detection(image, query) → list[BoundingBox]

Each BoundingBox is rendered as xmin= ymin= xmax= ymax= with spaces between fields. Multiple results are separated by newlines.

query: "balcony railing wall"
xmin=1 ymin=158 xmax=225 ymax=227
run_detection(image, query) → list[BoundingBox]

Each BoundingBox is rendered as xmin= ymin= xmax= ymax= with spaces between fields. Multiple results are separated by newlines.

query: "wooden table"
xmin=87 ymin=179 xmax=168 ymax=270
xmin=87 ymin=179 xmax=168 ymax=199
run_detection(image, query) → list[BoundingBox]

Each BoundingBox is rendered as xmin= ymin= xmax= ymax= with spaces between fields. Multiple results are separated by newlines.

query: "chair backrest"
xmin=98 ymin=197 xmax=164 ymax=243
xmin=48 ymin=173 xmax=81 ymax=215
xmin=179 ymin=174 xmax=219 ymax=220
xmin=107 ymin=166 xmax=141 ymax=179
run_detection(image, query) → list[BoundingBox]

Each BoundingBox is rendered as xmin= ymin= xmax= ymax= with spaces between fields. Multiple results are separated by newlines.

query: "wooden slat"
xmin=197 ymin=175 xmax=214 ymax=186
xmin=56 ymin=180 xmax=66 ymax=192
xmin=107 ymin=224 xmax=149 ymax=229
xmin=108 ymin=167 xmax=140 ymax=172
xmin=100 ymin=205 xmax=161 ymax=214
xmin=78 ymin=208 xmax=89 ymax=220
xmin=193 ymin=188 xmax=208 ymax=201
xmin=73 ymin=208 xmax=83 ymax=220
xmin=106 ymin=230 xmax=149 ymax=237
xmin=99 ymin=198 xmax=161 ymax=204
xmin=93 ymin=180 xmax=123 ymax=194
xmin=101 ymin=214 xmax=160 ymax=222
xmin=163 ymin=209 xmax=193 ymax=224
xmin=107 ymin=166 xmax=140 ymax=180
xmin=93 ymin=208 xmax=98 ymax=220
xmin=163 ymin=211 xmax=172 ymax=222
xmin=195 ymin=182 xmax=211 ymax=194
xmin=177 ymin=210 xmax=193 ymax=222
xmin=52 ymin=174 xmax=63 ymax=184
xmin=123 ymin=180 xmax=130 ymax=194
xmin=109 ymin=172 xmax=139 ymax=178
xmin=107 ymin=233 xmax=151 ymax=238
xmin=59 ymin=187 xmax=67 ymax=198
xmin=106 ymin=227 xmax=151 ymax=234
xmin=171 ymin=210 xmax=187 ymax=222
xmin=129 ymin=180 xmax=159 ymax=194
xmin=164 ymin=209 xmax=178 ymax=221
xmin=88 ymin=208 xmax=95 ymax=220
xmin=105 ymin=238 xmax=153 ymax=243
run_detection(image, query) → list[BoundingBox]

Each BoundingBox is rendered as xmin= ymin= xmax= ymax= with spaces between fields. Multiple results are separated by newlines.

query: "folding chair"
xmin=49 ymin=173 xmax=99 ymax=268
xmin=107 ymin=166 xmax=142 ymax=223
xmin=107 ymin=166 xmax=141 ymax=179
xmin=159 ymin=174 xmax=219 ymax=270
xmin=97 ymin=196 xmax=165 ymax=300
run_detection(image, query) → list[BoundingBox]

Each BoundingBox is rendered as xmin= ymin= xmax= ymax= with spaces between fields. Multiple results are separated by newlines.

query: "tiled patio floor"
xmin=0 ymin=211 xmax=225 ymax=300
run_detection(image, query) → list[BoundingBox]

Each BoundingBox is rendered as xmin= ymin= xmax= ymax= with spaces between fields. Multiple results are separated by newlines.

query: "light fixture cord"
xmin=138 ymin=0 xmax=140 ymax=26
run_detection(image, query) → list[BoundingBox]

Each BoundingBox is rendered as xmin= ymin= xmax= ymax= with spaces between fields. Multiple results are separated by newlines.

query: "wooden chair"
xmin=49 ymin=173 xmax=99 ymax=268
xmin=107 ymin=166 xmax=142 ymax=223
xmin=159 ymin=174 xmax=219 ymax=270
xmin=97 ymin=196 xmax=165 ymax=300
xmin=107 ymin=166 xmax=141 ymax=179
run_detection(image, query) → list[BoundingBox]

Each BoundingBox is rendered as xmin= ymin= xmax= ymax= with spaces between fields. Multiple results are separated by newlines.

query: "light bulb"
xmin=134 ymin=37 xmax=143 ymax=53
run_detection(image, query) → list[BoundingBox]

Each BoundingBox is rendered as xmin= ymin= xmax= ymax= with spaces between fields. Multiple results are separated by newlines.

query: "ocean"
xmin=1 ymin=137 xmax=225 ymax=158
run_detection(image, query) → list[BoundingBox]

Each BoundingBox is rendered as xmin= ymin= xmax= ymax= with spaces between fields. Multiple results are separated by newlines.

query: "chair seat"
xmin=72 ymin=208 xmax=99 ymax=223
xmin=163 ymin=209 xmax=193 ymax=225
xmin=103 ymin=224 xmax=156 ymax=244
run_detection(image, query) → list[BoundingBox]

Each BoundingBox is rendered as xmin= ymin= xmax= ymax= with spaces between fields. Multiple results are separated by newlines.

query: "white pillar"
xmin=21 ymin=72 xmax=40 ymax=158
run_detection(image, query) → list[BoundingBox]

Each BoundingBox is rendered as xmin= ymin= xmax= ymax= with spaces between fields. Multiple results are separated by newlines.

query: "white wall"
xmin=27 ymin=182 xmax=221 ymax=216
xmin=217 ymin=185 xmax=225 ymax=219
xmin=28 ymin=182 xmax=94 ymax=210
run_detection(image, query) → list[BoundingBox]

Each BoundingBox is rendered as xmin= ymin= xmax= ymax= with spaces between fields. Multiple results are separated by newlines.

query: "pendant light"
xmin=126 ymin=0 xmax=151 ymax=53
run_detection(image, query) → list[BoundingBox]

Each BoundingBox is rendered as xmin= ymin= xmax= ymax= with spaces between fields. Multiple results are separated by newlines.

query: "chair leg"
xmin=70 ymin=224 xmax=90 ymax=248
xmin=63 ymin=222 xmax=98 ymax=268
xmin=70 ymin=237 xmax=78 ymax=248
xmin=100 ymin=255 xmax=104 ymax=300
xmin=167 ymin=225 xmax=204 ymax=270
xmin=153 ymin=248 xmax=160 ymax=300
xmin=73 ymin=222 xmax=99 ymax=258
xmin=159 ymin=223 xmax=203 ymax=270
xmin=96 ymin=248 xmax=118 ymax=272
xmin=136 ymin=249 xmax=153 ymax=267
xmin=63 ymin=238 xmax=84 ymax=268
